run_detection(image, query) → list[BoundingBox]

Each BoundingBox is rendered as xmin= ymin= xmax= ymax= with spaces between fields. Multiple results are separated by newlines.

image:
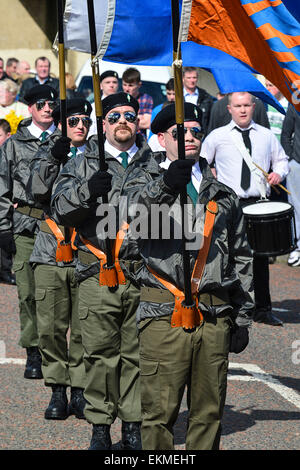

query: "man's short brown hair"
xmin=122 ymin=67 xmax=141 ymax=84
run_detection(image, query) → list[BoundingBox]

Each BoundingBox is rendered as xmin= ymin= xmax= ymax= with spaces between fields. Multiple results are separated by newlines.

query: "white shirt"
xmin=27 ymin=121 xmax=56 ymax=140
xmin=104 ymin=140 xmax=138 ymax=164
xmin=160 ymin=157 xmax=203 ymax=192
xmin=88 ymin=102 xmax=97 ymax=138
xmin=184 ymin=87 xmax=199 ymax=105
xmin=68 ymin=144 xmax=86 ymax=158
xmin=201 ymin=120 xmax=289 ymax=198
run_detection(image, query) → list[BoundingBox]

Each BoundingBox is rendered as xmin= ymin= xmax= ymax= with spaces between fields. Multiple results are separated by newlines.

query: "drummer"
xmin=201 ymin=91 xmax=289 ymax=326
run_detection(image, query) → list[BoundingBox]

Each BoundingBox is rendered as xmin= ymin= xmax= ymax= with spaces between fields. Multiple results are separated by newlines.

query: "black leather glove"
xmin=163 ymin=159 xmax=195 ymax=192
xmin=229 ymin=326 xmax=249 ymax=354
xmin=88 ymin=170 xmax=112 ymax=199
xmin=51 ymin=137 xmax=71 ymax=162
xmin=0 ymin=230 xmax=16 ymax=255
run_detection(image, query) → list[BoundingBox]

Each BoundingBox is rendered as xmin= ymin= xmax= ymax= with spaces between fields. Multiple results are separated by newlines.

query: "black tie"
xmin=235 ymin=127 xmax=252 ymax=190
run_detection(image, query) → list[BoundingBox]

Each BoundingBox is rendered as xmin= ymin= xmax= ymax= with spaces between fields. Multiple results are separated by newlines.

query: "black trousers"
xmin=240 ymin=197 xmax=271 ymax=311
xmin=0 ymin=248 xmax=13 ymax=275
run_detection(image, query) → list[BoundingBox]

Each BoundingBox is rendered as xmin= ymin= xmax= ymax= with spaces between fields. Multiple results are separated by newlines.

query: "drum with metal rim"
xmin=242 ymin=200 xmax=297 ymax=257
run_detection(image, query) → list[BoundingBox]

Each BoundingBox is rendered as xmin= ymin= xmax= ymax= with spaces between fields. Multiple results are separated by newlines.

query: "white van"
xmin=76 ymin=59 xmax=172 ymax=107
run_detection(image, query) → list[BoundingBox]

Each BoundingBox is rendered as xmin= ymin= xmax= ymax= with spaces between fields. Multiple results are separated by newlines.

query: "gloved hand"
xmin=88 ymin=170 xmax=112 ymax=199
xmin=229 ymin=325 xmax=249 ymax=354
xmin=51 ymin=137 xmax=71 ymax=162
xmin=163 ymin=159 xmax=195 ymax=192
xmin=0 ymin=230 xmax=16 ymax=255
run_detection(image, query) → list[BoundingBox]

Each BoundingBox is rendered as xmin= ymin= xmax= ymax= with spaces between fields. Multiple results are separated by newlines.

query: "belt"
xmin=40 ymin=220 xmax=69 ymax=237
xmin=140 ymin=286 xmax=230 ymax=306
xmin=16 ymin=205 xmax=44 ymax=220
xmin=78 ymin=249 xmax=142 ymax=273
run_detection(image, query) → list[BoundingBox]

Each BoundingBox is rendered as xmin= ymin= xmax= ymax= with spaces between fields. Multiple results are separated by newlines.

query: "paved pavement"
xmin=0 ymin=258 xmax=299 ymax=451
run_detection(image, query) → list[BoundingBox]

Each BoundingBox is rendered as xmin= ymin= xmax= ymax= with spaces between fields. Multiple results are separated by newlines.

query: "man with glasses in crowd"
xmin=51 ymin=92 xmax=156 ymax=450
xmin=0 ymin=84 xmax=58 ymax=379
xmin=27 ymin=98 xmax=92 ymax=421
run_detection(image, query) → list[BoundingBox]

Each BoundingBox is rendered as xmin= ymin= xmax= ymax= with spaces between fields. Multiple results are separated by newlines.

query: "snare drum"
xmin=242 ymin=200 xmax=297 ymax=256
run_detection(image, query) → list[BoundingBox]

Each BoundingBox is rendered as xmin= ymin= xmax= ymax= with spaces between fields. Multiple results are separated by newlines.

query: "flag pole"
xmin=171 ymin=0 xmax=193 ymax=307
xmin=86 ymin=0 xmax=114 ymax=269
xmin=57 ymin=0 xmax=70 ymax=244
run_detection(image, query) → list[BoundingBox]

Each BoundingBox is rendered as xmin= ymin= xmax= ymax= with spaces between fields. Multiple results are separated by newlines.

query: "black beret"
xmin=51 ymin=98 xmax=93 ymax=122
xmin=100 ymin=70 xmax=119 ymax=81
xmin=24 ymin=84 xmax=58 ymax=105
xmin=151 ymin=102 xmax=203 ymax=134
xmin=102 ymin=92 xmax=139 ymax=117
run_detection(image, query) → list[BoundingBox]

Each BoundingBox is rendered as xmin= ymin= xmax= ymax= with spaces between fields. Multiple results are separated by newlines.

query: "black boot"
xmin=24 ymin=347 xmax=43 ymax=379
xmin=68 ymin=387 xmax=86 ymax=419
xmin=44 ymin=385 xmax=69 ymax=420
xmin=121 ymin=421 xmax=142 ymax=450
xmin=89 ymin=424 xmax=112 ymax=450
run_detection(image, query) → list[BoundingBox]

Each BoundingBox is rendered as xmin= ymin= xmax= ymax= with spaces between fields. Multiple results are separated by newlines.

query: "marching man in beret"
xmin=0 ymin=84 xmax=58 ymax=380
xmin=123 ymin=102 xmax=254 ymax=450
xmin=51 ymin=92 xmax=157 ymax=450
xmin=27 ymin=98 xmax=93 ymax=420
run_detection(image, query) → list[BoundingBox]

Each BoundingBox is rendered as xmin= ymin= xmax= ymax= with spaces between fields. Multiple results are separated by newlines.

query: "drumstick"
xmin=252 ymin=162 xmax=291 ymax=195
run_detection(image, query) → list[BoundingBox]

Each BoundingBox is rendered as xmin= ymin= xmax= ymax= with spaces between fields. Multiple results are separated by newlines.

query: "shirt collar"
xmin=104 ymin=140 xmax=138 ymax=160
xmin=229 ymin=119 xmax=256 ymax=132
xmin=27 ymin=121 xmax=56 ymax=139
xmin=183 ymin=87 xmax=199 ymax=97
xmin=68 ymin=144 xmax=86 ymax=157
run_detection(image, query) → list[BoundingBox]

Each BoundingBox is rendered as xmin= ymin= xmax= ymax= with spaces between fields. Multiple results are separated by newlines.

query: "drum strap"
xmin=230 ymin=131 xmax=267 ymax=198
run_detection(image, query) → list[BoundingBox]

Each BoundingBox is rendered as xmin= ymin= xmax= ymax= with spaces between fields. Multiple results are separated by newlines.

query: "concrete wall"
xmin=0 ymin=1 xmax=218 ymax=98
xmin=0 ymin=0 xmax=88 ymax=81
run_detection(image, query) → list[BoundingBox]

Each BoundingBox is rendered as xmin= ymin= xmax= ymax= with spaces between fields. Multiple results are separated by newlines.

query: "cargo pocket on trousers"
xmin=35 ymin=288 xmax=46 ymax=301
xmin=140 ymin=358 xmax=160 ymax=415
xmin=12 ymin=260 xmax=24 ymax=273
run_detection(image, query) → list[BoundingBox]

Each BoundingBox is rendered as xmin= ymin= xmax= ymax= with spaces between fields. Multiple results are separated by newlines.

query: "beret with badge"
xmin=102 ymin=91 xmax=139 ymax=118
xmin=51 ymin=98 xmax=93 ymax=124
xmin=100 ymin=70 xmax=119 ymax=82
xmin=151 ymin=102 xmax=203 ymax=134
xmin=24 ymin=84 xmax=58 ymax=105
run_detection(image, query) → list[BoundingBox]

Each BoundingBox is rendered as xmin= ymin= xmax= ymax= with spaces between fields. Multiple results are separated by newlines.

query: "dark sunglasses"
xmin=107 ymin=111 xmax=137 ymax=125
xmin=67 ymin=116 xmax=92 ymax=129
xmin=169 ymin=127 xmax=204 ymax=141
xmin=35 ymin=99 xmax=56 ymax=111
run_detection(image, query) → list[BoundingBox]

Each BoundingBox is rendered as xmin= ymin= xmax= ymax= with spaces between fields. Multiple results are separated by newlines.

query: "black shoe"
xmin=254 ymin=309 xmax=283 ymax=326
xmin=44 ymin=385 xmax=69 ymax=420
xmin=89 ymin=424 xmax=112 ymax=450
xmin=0 ymin=272 xmax=16 ymax=285
xmin=121 ymin=421 xmax=142 ymax=450
xmin=68 ymin=387 xmax=86 ymax=419
xmin=24 ymin=347 xmax=43 ymax=379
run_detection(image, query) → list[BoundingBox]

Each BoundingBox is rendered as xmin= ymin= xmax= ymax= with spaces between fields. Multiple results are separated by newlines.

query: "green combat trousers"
xmin=34 ymin=264 xmax=86 ymax=388
xmin=13 ymin=233 xmax=37 ymax=348
xmin=78 ymin=274 xmax=141 ymax=425
xmin=139 ymin=313 xmax=231 ymax=450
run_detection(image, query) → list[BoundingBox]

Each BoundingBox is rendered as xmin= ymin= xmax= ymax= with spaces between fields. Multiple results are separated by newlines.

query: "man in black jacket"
xmin=182 ymin=67 xmax=215 ymax=137
xmin=19 ymin=57 xmax=59 ymax=103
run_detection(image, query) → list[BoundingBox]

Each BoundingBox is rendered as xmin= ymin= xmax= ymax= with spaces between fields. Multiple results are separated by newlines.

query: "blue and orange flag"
xmin=179 ymin=0 xmax=300 ymax=111
xmin=60 ymin=0 xmax=300 ymax=111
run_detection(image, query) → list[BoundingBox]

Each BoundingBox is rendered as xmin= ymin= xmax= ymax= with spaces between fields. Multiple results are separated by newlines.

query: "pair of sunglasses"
xmin=67 ymin=116 xmax=92 ymax=129
xmin=35 ymin=99 xmax=56 ymax=111
xmin=107 ymin=111 xmax=137 ymax=125
xmin=169 ymin=127 xmax=204 ymax=141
